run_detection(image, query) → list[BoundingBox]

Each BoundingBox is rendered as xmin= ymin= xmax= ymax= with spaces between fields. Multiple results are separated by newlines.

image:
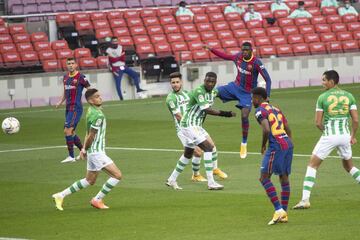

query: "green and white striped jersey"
xmin=316 ymin=87 xmax=357 ymax=136
xmin=180 ymin=84 xmax=218 ymax=128
xmin=166 ymin=89 xmax=190 ymax=132
xmin=86 ymin=105 xmax=106 ymax=153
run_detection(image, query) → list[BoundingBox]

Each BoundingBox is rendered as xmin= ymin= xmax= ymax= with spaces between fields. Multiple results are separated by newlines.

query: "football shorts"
xmin=217 ymin=82 xmax=252 ymax=109
xmin=261 ymin=147 xmax=293 ymax=175
xmin=64 ymin=108 xmax=83 ymax=129
xmin=87 ymin=152 xmax=114 ymax=171
xmin=312 ymin=134 xmax=352 ymax=160
xmin=178 ymin=126 xmax=209 ymax=149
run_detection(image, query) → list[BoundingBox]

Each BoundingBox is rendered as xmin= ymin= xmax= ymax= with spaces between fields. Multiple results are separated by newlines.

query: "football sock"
xmin=73 ymin=135 xmax=83 ymax=150
xmin=350 ymin=167 xmax=360 ymax=183
xmin=241 ymin=117 xmax=249 ymax=143
xmin=204 ymin=152 xmax=215 ymax=184
xmin=212 ymin=147 xmax=218 ymax=169
xmin=95 ymin=177 xmax=120 ymax=200
xmin=302 ymin=166 xmax=317 ymax=201
xmin=169 ymin=155 xmax=190 ymax=181
xmin=192 ymin=156 xmax=201 ymax=175
xmin=280 ymin=181 xmax=290 ymax=211
xmin=60 ymin=178 xmax=90 ymax=197
xmin=261 ymin=178 xmax=282 ymax=211
xmin=65 ymin=135 xmax=75 ymax=158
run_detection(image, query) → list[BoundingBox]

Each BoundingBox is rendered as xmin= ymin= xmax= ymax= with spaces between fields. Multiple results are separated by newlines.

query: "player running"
xmin=166 ymin=72 xmax=236 ymax=190
xmin=56 ymin=57 xmax=90 ymax=163
xmin=204 ymin=42 xmax=272 ymax=159
xmin=52 ymin=89 xmax=122 ymax=210
xmin=293 ymin=70 xmax=359 ymax=210
xmin=252 ymin=87 xmax=293 ymax=225
xmin=166 ymin=72 xmax=228 ymax=183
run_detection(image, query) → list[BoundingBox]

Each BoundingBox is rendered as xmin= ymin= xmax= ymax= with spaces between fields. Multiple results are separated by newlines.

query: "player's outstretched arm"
xmin=206 ymin=48 xmax=237 ymax=61
xmin=350 ymin=109 xmax=358 ymax=145
xmin=204 ymin=108 xmax=236 ymax=117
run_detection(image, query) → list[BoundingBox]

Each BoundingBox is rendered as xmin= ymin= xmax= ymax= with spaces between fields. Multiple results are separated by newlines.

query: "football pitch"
xmin=0 ymin=84 xmax=360 ymax=240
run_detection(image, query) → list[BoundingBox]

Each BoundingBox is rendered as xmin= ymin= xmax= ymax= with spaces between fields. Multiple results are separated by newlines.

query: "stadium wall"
xmin=0 ymin=53 xmax=359 ymax=107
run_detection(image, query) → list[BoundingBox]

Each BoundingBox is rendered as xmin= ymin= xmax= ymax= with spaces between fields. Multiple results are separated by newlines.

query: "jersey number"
xmin=268 ymin=113 xmax=286 ymax=136
xmin=327 ymin=95 xmax=349 ymax=115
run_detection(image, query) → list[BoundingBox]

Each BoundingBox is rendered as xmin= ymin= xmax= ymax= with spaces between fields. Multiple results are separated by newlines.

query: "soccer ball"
xmin=2 ymin=117 xmax=20 ymax=134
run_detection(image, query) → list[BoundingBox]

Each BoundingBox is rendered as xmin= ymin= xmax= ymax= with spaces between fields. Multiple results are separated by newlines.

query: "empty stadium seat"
xmin=347 ymin=22 xmax=360 ymax=31
xmin=140 ymin=8 xmax=157 ymax=18
xmin=255 ymin=37 xmax=271 ymax=46
xmin=74 ymin=48 xmax=91 ymax=59
xmin=246 ymin=20 xmax=262 ymax=29
xmin=56 ymin=49 xmax=73 ymax=59
xmin=93 ymin=19 xmax=110 ymax=29
xmin=233 ymin=29 xmax=250 ymax=38
xmin=288 ymin=34 xmax=304 ymax=44
xmin=250 ymin=28 xmax=266 ymax=38
xmin=331 ymin=23 xmax=347 ymax=33
xmin=304 ymin=33 xmax=320 ymax=43
xmin=9 ymin=24 xmax=27 ymax=35
xmin=20 ymin=51 xmax=40 ymax=65
xmin=342 ymin=40 xmax=359 ymax=52
xmin=143 ymin=17 xmax=160 ymax=26
xmin=292 ymin=43 xmax=310 ymax=56
xmin=337 ymin=32 xmax=353 ymax=41
xmin=266 ymin=27 xmax=282 ymax=36
xmin=164 ymin=25 xmax=180 ymax=34
xmin=3 ymin=52 xmax=22 ymax=67
xmin=167 ymin=33 xmax=184 ymax=43
xmin=176 ymin=15 xmax=193 ymax=24
xmin=175 ymin=51 xmax=192 ymax=62
xmin=315 ymin=24 xmax=331 ymax=33
xmin=109 ymin=19 xmax=126 ymax=28
xmin=273 ymin=10 xmax=289 ymax=19
xmin=311 ymin=15 xmax=326 ymax=25
xmin=180 ymin=24 xmax=196 ymax=33
xmin=38 ymin=50 xmax=56 ymax=61
xmin=342 ymin=14 xmax=357 ymax=23
xmin=51 ymin=40 xmax=69 ymax=50
xmin=320 ymin=32 xmax=336 ymax=42
xmin=196 ymin=22 xmax=213 ymax=31
xmin=151 ymin=34 xmax=167 ymax=44
xmin=225 ymin=12 xmax=242 ymax=21
xmin=184 ymin=32 xmax=201 ymax=42
xmin=155 ymin=42 xmax=172 ymax=56
xmin=113 ymin=27 xmax=130 ymax=37
xmin=0 ymin=26 xmax=8 ymax=35
xmin=299 ymin=25 xmax=315 ymax=34
xmin=326 ymin=41 xmax=343 ymax=53
xmin=283 ymin=26 xmax=299 ymax=35
xmin=137 ymin=44 xmax=155 ymax=58
xmin=42 ymin=59 xmax=60 ymax=72
xmin=228 ymin=21 xmax=245 ymax=30
xmin=13 ymin=33 xmax=31 ymax=43
xmin=309 ymin=42 xmax=327 ymax=55
xmin=193 ymin=50 xmax=210 ymax=62
xmin=188 ymin=41 xmax=203 ymax=50
xmin=259 ymin=45 xmax=276 ymax=57
xmin=322 ymin=7 xmax=337 ymax=16
xmin=134 ymin=35 xmax=151 ymax=45
xmin=171 ymin=42 xmax=188 ymax=52
xmin=276 ymin=45 xmax=293 ymax=56
xmin=95 ymin=29 xmax=113 ymax=41
xmin=148 ymin=25 xmax=164 ymax=35
xmin=16 ymin=42 xmax=33 ymax=52
xmin=79 ymin=57 xmax=98 ymax=69
xmin=96 ymin=56 xmax=108 ymax=69
xmin=221 ymin=38 xmax=238 ymax=48
xmin=326 ymin=15 xmax=342 ymax=24
xmin=130 ymin=26 xmax=147 ymax=36
xmin=294 ymin=17 xmax=310 ymax=26
xmin=31 ymin=32 xmax=48 ymax=42
xmin=0 ymin=43 xmax=16 ymax=54
xmin=278 ymin=18 xmax=294 ymax=27
xmin=34 ymin=41 xmax=51 ymax=51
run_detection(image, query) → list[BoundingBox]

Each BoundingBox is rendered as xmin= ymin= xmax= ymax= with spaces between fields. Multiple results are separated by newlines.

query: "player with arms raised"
xmin=166 ymin=72 xmax=236 ymax=190
xmin=293 ymin=70 xmax=359 ymax=209
xmin=204 ymin=42 xmax=271 ymax=159
xmin=56 ymin=57 xmax=90 ymax=163
xmin=252 ymin=87 xmax=293 ymax=225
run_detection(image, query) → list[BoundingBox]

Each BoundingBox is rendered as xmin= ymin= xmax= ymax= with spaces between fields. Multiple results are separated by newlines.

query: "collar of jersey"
xmin=243 ymin=54 xmax=254 ymax=62
xmin=68 ymin=71 xmax=79 ymax=77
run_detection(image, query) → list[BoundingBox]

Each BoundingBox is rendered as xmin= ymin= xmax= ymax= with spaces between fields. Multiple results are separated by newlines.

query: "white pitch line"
xmin=0 ymin=238 xmax=31 ymax=240
xmin=0 ymin=145 xmax=359 ymax=159
xmin=0 ymin=100 xmax=163 ymax=116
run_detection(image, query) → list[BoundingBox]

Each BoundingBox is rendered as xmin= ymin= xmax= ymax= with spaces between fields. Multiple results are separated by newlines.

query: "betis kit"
xmin=180 ymin=84 xmax=218 ymax=148
xmin=166 ymin=89 xmax=190 ymax=133
xmin=313 ymin=87 xmax=357 ymax=160
xmin=86 ymin=105 xmax=113 ymax=171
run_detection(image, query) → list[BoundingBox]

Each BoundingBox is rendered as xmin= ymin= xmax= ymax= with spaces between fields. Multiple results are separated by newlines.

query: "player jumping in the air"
xmin=204 ymin=42 xmax=271 ymax=159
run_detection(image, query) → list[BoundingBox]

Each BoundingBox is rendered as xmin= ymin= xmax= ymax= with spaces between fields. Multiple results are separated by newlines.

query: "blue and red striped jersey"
xmin=63 ymin=71 xmax=90 ymax=111
xmin=255 ymin=102 xmax=293 ymax=150
xmin=210 ymin=49 xmax=272 ymax=96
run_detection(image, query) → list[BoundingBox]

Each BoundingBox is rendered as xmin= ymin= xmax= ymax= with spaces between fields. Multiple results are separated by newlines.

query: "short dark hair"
xmin=85 ymin=88 xmax=98 ymax=101
xmin=66 ymin=57 xmax=76 ymax=63
xmin=298 ymin=1 xmax=305 ymax=6
xmin=252 ymin=87 xmax=267 ymax=99
xmin=205 ymin=72 xmax=217 ymax=79
xmin=323 ymin=70 xmax=339 ymax=84
xmin=169 ymin=72 xmax=182 ymax=80
xmin=242 ymin=42 xmax=253 ymax=49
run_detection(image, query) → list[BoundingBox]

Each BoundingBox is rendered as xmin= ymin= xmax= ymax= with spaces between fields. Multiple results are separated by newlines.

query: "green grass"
xmin=0 ymin=84 xmax=360 ymax=240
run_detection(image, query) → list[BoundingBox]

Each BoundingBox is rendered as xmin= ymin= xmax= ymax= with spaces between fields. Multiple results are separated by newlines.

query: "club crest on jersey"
xmin=169 ymin=101 xmax=176 ymax=109
xmin=198 ymin=95 xmax=205 ymax=102
xmin=95 ymin=118 xmax=102 ymax=126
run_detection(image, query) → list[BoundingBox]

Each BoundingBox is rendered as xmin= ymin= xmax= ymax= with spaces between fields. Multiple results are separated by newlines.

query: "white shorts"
xmin=178 ymin=126 xmax=209 ymax=149
xmin=312 ymin=134 xmax=352 ymax=160
xmin=87 ymin=152 xmax=114 ymax=171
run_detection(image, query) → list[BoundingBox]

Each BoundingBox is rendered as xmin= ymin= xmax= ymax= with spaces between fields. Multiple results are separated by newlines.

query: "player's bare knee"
xmin=86 ymin=178 xmax=96 ymax=185
xmin=193 ymin=147 xmax=202 ymax=157
xmin=342 ymin=159 xmax=353 ymax=172
xmin=114 ymin=171 xmax=122 ymax=180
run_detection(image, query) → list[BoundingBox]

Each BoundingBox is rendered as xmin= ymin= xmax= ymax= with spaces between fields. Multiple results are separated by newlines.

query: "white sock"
xmin=95 ymin=177 xmax=120 ymax=200
xmin=302 ymin=166 xmax=317 ymax=201
xmin=61 ymin=178 xmax=90 ymax=197
xmin=204 ymin=152 xmax=214 ymax=185
xmin=192 ymin=156 xmax=201 ymax=175
xmin=212 ymin=147 xmax=218 ymax=169
xmin=168 ymin=155 xmax=190 ymax=182
xmin=350 ymin=167 xmax=360 ymax=183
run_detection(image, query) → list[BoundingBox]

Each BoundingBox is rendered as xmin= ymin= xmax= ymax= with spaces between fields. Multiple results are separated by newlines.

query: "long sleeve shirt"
xmin=289 ymin=9 xmax=313 ymax=18
xmin=209 ymin=48 xmax=272 ymax=97
xmin=243 ymin=11 xmax=263 ymax=22
xmin=106 ymin=45 xmax=125 ymax=72
xmin=338 ymin=6 xmax=358 ymax=16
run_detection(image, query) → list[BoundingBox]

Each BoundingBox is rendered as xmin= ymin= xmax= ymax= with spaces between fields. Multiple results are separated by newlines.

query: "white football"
xmin=2 ymin=117 xmax=20 ymax=134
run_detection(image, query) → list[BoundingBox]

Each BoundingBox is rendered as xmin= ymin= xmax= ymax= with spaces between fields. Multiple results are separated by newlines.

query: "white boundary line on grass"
xmin=0 ymin=145 xmax=359 ymax=159
xmin=0 ymin=238 xmax=31 ymax=240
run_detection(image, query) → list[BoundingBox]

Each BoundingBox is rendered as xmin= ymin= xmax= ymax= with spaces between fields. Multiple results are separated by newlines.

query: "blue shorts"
xmin=64 ymin=109 xmax=83 ymax=129
xmin=217 ymin=82 xmax=252 ymax=109
xmin=261 ymin=147 xmax=293 ymax=176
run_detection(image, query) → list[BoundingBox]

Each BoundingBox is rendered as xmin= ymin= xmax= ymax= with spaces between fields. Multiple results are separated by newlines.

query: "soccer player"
xmin=293 ymin=70 xmax=359 ymax=209
xmin=166 ymin=72 xmax=236 ymax=190
xmin=52 ymin=88 xmax=122 ymax=210
xmin=252 ymin=87 xmax=293 ymax=225
xmin=204 ymin=42 xmax=272 ymax=159
xmin=166 ymin=72 xmax=228 ymax=183
xmin=106 ymin=37 xmax=145 ymax=100
xmin=56 ymin=57 xmax=90 ymax=163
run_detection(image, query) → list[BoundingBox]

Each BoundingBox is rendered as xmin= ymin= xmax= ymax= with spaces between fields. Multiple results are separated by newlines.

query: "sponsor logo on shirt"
xmin=236 ymin=66 xmax=251 ymax=75
xmin=65 ymin=85 xmax=76 ymax=90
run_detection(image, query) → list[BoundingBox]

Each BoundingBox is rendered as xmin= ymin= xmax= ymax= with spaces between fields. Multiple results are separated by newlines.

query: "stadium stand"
xmin=0 ymin=0 xmax=358 ymax=75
